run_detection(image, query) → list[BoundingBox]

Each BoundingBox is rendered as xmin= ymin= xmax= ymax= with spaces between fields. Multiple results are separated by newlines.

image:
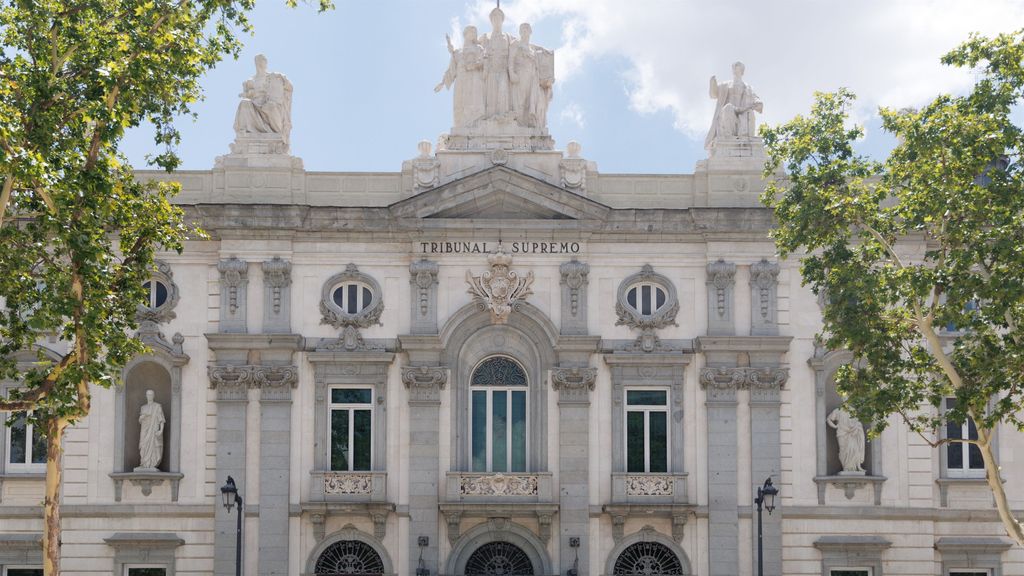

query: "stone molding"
xmin=110 ymin=471 xmax=184 ymax=502
xmin=0 ymin=532 xmax=43 ymax=566
xmin=401 ymin=365 xmax=448 ymax=404
xmin=217 ymin=257 xmax=249 ymax=333
xmin=813 ymin=475 xmax=886 ymax=505
xmin=550 ymin=365 xmax=597 ymax=403
xmin=302 ymin=522 xmax=396 ymax=572
xmin=705 ymin=259 xmax=736 ymax=335
xmin=749 ymin=258 xmax=780 ymax=336
xmin=262 ymin=257 xmax=292 ymax=333
xmin=603 ymin=508 xmax=693 ymax=544
xmin=208 ymin=364 xmax=299 ymax=401
xmin=105 ymin=532 xmax=184 ymax=576
xmin=935 ymin=534 xmax=1012 ymax=576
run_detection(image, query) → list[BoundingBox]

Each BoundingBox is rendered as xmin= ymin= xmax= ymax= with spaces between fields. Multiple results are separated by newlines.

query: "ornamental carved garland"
xmin=323 ymin=473 xmax=374 ymax=495
xmin=466 ymin=247 xmax=534 ymax=324
xmin=459 ymin=474 xmax=539 ymax=496
xmin=624 ymin=475 xmax=674 ymax=496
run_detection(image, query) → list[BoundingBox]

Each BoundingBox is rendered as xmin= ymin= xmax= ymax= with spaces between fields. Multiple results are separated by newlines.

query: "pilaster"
xmin=409 ymin=258 xmax=440 ymax=334
xmin=551 ymin=365 xmax=596 ymax=575
xmin=256 ymin=365 xmax=298 ymax=576
xmin=261 ymin=257 xmax=292 ymax=333
xmin=559 ymin=259 xmax=590 ymax=335
xmin=218 ymin=257 xmax=249 ymax=333
xmin=749 ymin=259 xmax=780 ymax=336
xmin=706 ymin=260 xmax=736 ymax=336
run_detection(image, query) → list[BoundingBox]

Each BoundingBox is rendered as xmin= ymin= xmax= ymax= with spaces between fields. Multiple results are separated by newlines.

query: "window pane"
xmin=331 ymin=388 xmax=372 ymax=404
xmin=154 ymin=281 xmax=168 ymax=307
xmin=471 ymin=391 xmax=486 ymax=472
xmin=968 ymin=444 xmax=985 ymax=470
xmin=330 ymin=410 xmax=350 ymax=471
xmin=511 ymin=391 xmax=527 ymax=472
xmin=626 ymin=411 xmax=645 ymax=473
xmin=492 ymin=391 xmax=507 ymax=472
xmin=347 ymin=284 xmax=358 ymax=314
xmin=829 ymin=571 xmax=870 ymax=576
xmin=947 ymin=439 xmax=963 ymax=470
xmin=626 ymin=390 xmax=667 ymax=406
xmin=9 ymin=414 xmax=27 ymax=464
xmin=362 ymin=287 xmax=372 ymax=310
xmin=128 ymin=569 xmax=167 ymax=576
xmin=627 ymin=287 xmax=637 ymax=309
xmin=641 ymin=284 xmax=652 ymax=315
xmin=649 ymin=412 xmax=668 ymax=473
xmin=655 ymin=287 xmax=666 ymax=310
xmin=353 ymin=410 xmax=372 ymax=471
xmin=7 ymin=570 xmax=45 ymax=576
xmin=143 ymin=281 xmax=153 ymax=305
xmin=31 ymin=424 xmax=47 ymax=464
xmin=332 ymin=286 xmax=345 ymax=308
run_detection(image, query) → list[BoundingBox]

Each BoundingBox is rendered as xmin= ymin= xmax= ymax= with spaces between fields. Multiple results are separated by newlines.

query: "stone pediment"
xmin=389 ymin=166 xmax=610 ymax=222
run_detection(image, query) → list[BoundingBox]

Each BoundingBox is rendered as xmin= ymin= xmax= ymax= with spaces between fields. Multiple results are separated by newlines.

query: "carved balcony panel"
xmin=445 ymin=472 xmax=554 ymax=504
xmin=612 ymin=472 xmax=689 ymax=505
xmin=309 ymin=471 xmax=388 ymax=503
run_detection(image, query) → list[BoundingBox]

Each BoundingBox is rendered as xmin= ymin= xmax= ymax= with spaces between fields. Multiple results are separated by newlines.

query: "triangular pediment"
xmin=389 ymin=166 xmax=610 ymax=222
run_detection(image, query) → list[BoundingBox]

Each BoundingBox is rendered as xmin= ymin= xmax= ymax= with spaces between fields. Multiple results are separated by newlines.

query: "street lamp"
xmin=220 ymin=476 xmax=243 ymax=576
xmin=754 ymin=476 xmax=778 ymax=576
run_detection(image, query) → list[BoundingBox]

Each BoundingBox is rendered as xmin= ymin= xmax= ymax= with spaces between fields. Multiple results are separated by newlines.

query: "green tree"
xmin=0 ymin=1 xmax=331 ymax=573
xmin=761 ymin=30 xmax=1024 ymax=546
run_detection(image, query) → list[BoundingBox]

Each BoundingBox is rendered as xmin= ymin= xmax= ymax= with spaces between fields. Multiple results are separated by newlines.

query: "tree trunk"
xmin=42 ymin=418 xmax=67 ymax=576
xmin=977 ymin=423 xmax=1024 ymax=547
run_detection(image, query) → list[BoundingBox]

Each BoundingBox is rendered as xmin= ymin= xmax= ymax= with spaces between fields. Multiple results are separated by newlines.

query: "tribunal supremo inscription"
xmin=419 ymin=241 xmax=581 ymax=254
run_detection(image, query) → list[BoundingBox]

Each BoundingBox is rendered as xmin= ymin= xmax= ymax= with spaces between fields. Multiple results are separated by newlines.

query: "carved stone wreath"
xmin=320 ymin=263 xmax=384 ymax=329
xmin=136 ymin=260 xmax=180 ymax=326
xmin=615 ymin=265 xmax=679 ymax=352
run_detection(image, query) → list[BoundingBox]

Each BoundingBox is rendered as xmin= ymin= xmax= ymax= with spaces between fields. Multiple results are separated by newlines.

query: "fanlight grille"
xmin=464 ymin=541 xmax=535 ymax=575
xmin=314 ymin=540 xmax=385 ymax=575
xmin=612 ymin=541 xmax=684 ymax=575
xmin=471 ymin=356 xmax=528 ymax=387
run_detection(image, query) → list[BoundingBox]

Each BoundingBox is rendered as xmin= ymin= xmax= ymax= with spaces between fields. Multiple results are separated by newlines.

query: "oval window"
xmin=143 ymin=280 xmax=169 ymax=309
xmin=626 ymin=282 xmax=667 ymax=316
xmin=332 ymin=282 xmax=373 ymax=315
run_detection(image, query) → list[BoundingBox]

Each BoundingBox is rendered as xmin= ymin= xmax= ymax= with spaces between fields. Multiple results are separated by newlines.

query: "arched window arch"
xmin=314 ymin=540 xmax=385 ymax=575
xmin=465 ymin=541 xmax=535 ymax=575
xmin=470 ymin=356 xmax=528 ymax=473
xmin=613 ymin=541 xmax=685 ymax=575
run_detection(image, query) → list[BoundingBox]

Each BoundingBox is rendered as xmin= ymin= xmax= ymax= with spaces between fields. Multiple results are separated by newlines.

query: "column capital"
xmin=550 ymin=366 xmax=597 ymax=404
xmin=401 ymin=365 xmax=448 ymax=405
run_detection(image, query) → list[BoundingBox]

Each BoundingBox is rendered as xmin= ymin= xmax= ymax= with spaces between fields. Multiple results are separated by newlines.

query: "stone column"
xmin=218 ymin=258 xmax=249 ymax=333
xmin=551 ymin=365 xmax=596 ymax=575
xmin=401 ymin=364 xmax=447 ymax=576
xmin=208 ymin=365 xmax=252 ymax=576
xmin=256 ymin=365 xmax=299 ymax=576
xmin=748 ymin=366 xmax=787 ymax=576
xmin=409 ymin=259 xmax=439 ymax=334
xmin=559 ymin=259 xmax=590 ymax=335
xmin=699 ymin=365 xmax=743 ymax=576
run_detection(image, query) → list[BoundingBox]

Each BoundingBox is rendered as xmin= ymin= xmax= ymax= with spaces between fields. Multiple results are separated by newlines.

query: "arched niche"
xmin=604 ymin=527 xmax=693 ymax=576
xmin=304 ymin=524 xmax=395 ymax=576
xmin=445 ymin=519 xmax=553 ymax=576
xmin=441 ymin=302 xmax=558 ymax=472
xmin=112 ymin=336 xmax=188 ymax=502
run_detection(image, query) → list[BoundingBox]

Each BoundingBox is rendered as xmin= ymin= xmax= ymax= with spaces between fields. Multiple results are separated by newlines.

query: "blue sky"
xmin=119 ymin=0 xmax=1024 ymax=174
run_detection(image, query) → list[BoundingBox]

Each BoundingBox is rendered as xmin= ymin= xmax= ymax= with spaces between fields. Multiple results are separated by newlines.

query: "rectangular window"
xmin=625 ymin=389 xmax=669 ymax=473
xmin=125 ymin=567 xmax=167 ymax=576
xmin=5 ymin=569 xmax=45 ymax=576
xmin=6 ymin=411 xmax=47 ymax=471
xmin=829 ymin=570 xmax=871 ymax=576
xmin=329 ymin=387 xmax=373 ymax=471
xmin=949 ymin=572 xmax=990 ymax=576
xmin=470 ymin=388 xmax=527 ymax=472
xmin=944 ymin=398 xmax=985 ymax=478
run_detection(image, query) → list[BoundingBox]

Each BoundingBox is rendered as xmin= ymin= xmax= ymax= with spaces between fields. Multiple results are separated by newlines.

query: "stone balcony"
xmin=611 ymin=472 xmax=689 ymax=505
xmin=309 ymin=470 xmax=388 ymax=503
xmin=445 ymin=471 xmax=554 ymax=503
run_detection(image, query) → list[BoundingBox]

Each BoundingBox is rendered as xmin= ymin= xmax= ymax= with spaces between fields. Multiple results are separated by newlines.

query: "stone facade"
xmin=0 ymin=48 xmax=1022 ymax=576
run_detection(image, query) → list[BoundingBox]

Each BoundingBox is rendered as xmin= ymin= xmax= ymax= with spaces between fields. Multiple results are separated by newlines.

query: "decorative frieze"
xmin=262 ymin=257 xmax=292 ymax=333
xmin=705 ymin=259 xmax=736 ymax=335
xmin=324 ymin=473 xmax=374 ymax=495
xmin=459 ymin=474 xmax=539 ymax=497
xmin=218 ymin=257 xmax=249 ymax=333
xmin=208 ymin=364 xmax=300 ymax=401
xmin=466 ymin=247 xmax=534 ymax=324
xmin=699 ymin=365 xmax=788 ymax=402
xmin=550 ymin=366 xmax=597 ymax=403
xmin=559 ymin=258 xmax=590 ymax=335
xmin=750 ymin=259 xmax=780 ymax=336
xmin=409 ymin=258 xmax=440 ymax=334
xmin=401 ymin=365 xmax=448 ymax=404
xmin=625 ymin=475 xmax=673 ymax=496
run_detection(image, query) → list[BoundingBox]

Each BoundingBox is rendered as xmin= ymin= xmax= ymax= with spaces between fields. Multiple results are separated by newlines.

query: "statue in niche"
xmin=481 ymin=7 xmax=513 ymax=119
xmin=233 ymin=54 xmax=293 ymax=147
xmin=436 ymin=26 xmax=486 ymax=127
xmin=137 ymin=389 xmax=166 ymax=471
xmin=826 ymin=406 xmax=866 ymax=474
xmin=510 ymin=23 xmax=554 ymax=128
xmin=705 ymin=61 xmax=763 ymax=149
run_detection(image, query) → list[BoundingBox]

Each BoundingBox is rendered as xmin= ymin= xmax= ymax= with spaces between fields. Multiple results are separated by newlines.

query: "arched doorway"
xmin=464 ymin=541 xmax=535 ymax=575
xmin=313 ymin=540 xmax=385 ymax=575
xmin=612 ymin=541 xmax=685 ymax=575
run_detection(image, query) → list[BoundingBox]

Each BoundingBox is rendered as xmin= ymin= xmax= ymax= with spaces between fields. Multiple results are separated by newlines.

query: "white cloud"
xmin=559 ymin=101 xmax=587 ymax=128
xmin=467 ymin=0 xmax=1024 ymax=137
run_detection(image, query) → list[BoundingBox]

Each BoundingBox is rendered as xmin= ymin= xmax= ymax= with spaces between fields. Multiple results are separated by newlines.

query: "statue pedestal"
xmin=838 ymin=470 xmax=867 ymax=477
xmin=694 ymin=137 xmax=769 ymax=207
xmin=216 ymin=135 xmax=303 ymax=170
xmin=442 ymin=118 xmax=554 ymax=151
xmin=706 ymin=136 xmax=767 ymax=161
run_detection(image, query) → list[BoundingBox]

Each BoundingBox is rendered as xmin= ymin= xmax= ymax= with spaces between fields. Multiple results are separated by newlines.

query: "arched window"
xmin=314 ymin=540 xmax=385 ymax=575
xmin=613 ymin=541 xmax=685 ymax=575
xmin=465 ymin=542 xmax=535 ymax=576
xmin=470 ymin=357 xmax=528 ymax=473
xmin=331 ymin=281 xmax=374 ymax=315
xmin=625 ymin=281 xmax=668 ymax=317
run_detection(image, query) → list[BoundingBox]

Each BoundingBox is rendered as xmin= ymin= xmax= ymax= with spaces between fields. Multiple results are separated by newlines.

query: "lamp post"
xmin=220 ymin=476 xmax=243 ymax=576
xmin=754 ymin=476 xmax=778 ymax=576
